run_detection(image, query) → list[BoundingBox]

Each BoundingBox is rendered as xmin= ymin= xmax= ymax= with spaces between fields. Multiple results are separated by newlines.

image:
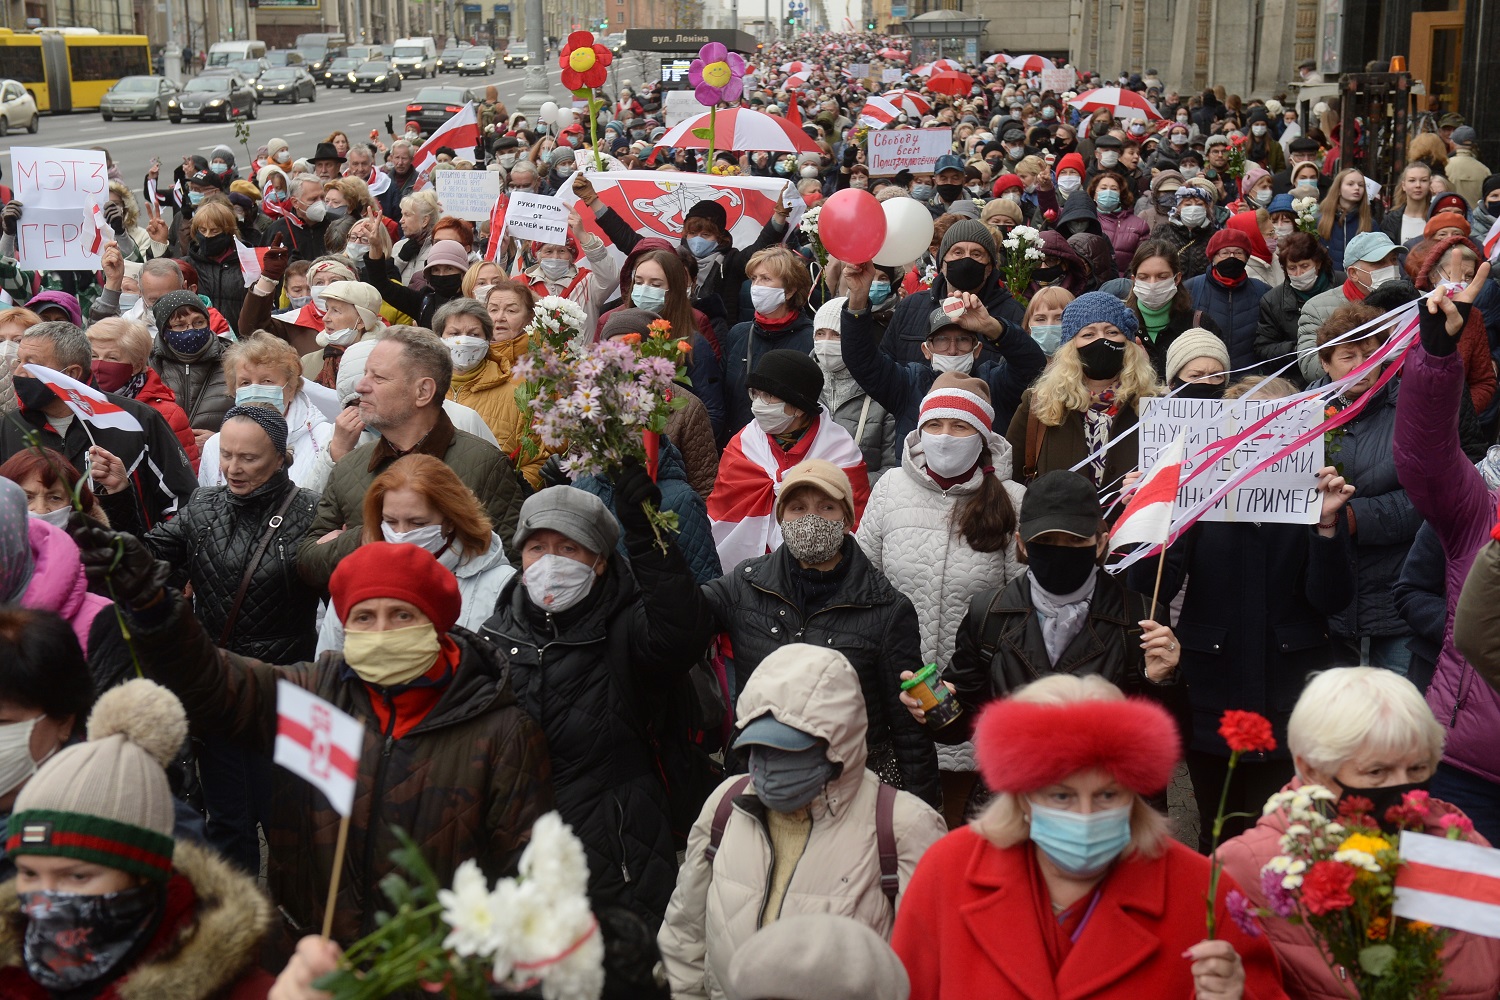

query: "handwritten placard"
xmin=881 ymin=68 xmax=903 ymax=84
xmin=1138 ymin=396 xmax=1325 ymax=524
xmin=664 ymin=89 xmax=709 ymax=127
xmin=1040 ymin=67 xmax=1074 ymax=94
xmin=847 ymin=62 xmax=870 ymax=80
xmin=435 ymin=170 xmax=502 ymax=221
xmin=866 ymin=128 xmax=954 ymax=176
xmin=502 ymin=191 xmax=569 ymax=245
xmin=12 ymin=146 xmax=109 ymax=269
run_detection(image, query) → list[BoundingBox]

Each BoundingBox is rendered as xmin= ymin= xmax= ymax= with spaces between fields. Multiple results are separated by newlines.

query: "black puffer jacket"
xmin=702 ymin=536 xmax=940 ymax=808
xmin=143 ymin=470 xmax=321 ymax=662
xmin=479 ymin=521 xmax=713 ymax=929
xmin=1253 ymin=269 xmax=1342 ymax=384
xmin=149 ymin=332 xmax=234 ymax=433
xmin=187 ymin=244 xmax=250 ymax=335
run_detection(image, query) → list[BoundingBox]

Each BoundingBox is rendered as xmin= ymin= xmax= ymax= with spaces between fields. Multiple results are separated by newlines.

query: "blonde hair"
xmin=1022 ymin=286 xmax=1075 ymax=330
xmin=190 ymin=201 xmax=237 ymax=238
xmin=223 ymin=330 xmax=304 ymax=397
xmin=974 ymin=675 xmax=1172 ymax=858
xmin=1318 ymin=169 xmax=1373 ymax=241
xmin=1288 ymin=667 xmax=1445 ymax=778
xmin=399 ymin=190 xmax=442 ymax=229
xmin=1223 ymin=375 xmax=1298 ymax=400
xmin=84 ymin=317 xmax=152 ymax=367
xmin=462 ymin=260 xmax=505 ymax=298
xmin=1013 ymin=155 xmax=1046 ymax=183
xmin=1028 ymin=336 xmax=1160 ymax=426
xmin=107 ymin=180 xmax=140 ymax=230
xmin=746 ymin=246 xmax=814 ymax=313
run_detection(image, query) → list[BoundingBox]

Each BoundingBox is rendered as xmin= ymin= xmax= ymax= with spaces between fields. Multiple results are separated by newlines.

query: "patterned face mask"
xmin=20 ymin=884 xmax=164 ymax=992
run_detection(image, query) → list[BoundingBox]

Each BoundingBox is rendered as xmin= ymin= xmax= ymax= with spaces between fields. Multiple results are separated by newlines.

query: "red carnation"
xmin=1218 ymin=710 xmax=1276 ymax=754
xmin=1301 ymin=860 xmax=1358 ymax=915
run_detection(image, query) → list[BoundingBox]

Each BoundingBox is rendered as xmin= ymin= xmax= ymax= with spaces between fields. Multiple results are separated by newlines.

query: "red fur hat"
xmin=975 ymin=695 xmax=1181 ymax=796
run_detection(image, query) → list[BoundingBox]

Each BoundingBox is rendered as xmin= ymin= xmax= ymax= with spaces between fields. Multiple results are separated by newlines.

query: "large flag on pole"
xmin=274 ymin=681 xmax=363 ymax=817
xmin=1109 ymin=436 xmax=1185 ymax=550
xmin=21 ymin=363 xmax=142 ymax=433
xmin=413 ymin=102 xmax=480 ymax=173
xmin=1394 ymin=831 xmax=1500 ymax=939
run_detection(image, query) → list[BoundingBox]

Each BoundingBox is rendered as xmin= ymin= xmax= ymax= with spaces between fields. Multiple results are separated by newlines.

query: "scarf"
xmin=1080 ymin=385 xmax=1119 ymax=486
xmin=1029 ymin=567 xmax=1097 ymax=666
xmin=753 ymin=310 xmax=802 ymax=332
xmin=1137 ymin=299 xmax=1172 ymax=341
xmin=1342 ymin=277 xmax=1368 ymax=302
xmin=117 ymin=370 xmax=149 ymax=400
xmin=316 ymin=344 xmax=346 ymax=390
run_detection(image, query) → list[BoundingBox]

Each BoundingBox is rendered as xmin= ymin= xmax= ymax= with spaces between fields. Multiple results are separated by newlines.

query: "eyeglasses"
xmin=928 ymin=334 xmax=978 ymax=352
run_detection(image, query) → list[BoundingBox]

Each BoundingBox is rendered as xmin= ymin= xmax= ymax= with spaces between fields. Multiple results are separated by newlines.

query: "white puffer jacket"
xmin=855 ymin=428 xmax=1026 ymax=770
xmin=657 ymin=644 xmax=946 ymax=1000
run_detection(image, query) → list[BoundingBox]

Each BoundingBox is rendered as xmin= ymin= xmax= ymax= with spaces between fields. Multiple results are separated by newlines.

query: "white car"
xmin=0 ymin=79 xmax=38 ymax=136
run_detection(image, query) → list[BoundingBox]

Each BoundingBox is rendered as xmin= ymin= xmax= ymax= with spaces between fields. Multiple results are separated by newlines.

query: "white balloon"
xmin=539 ymin=101 xmax=559 ymax=124
xmin=873 ymin=196 xmax=936 ymax=267
xmin=557 ymin=107 xmax=577 ymax=127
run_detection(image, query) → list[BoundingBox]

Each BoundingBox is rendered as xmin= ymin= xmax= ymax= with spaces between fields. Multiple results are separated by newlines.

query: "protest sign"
xmin=664 ymin=90 xmax=709 ymax=127
xmin=503 ymin=191 xmax=570 ymax=245
xmin=11 ymin=146 xmax=110 ymax=269
xmin=1137 ymin=396 xmax=1325 ymax=524
xmin=848 ymin=62 xmax=870 ymax=79
xmin=866 ymin=128 xmax=954 ymax=175
xmin=1040 ymin=67 xmax=1074 ymax=94
xmin=435 ymin=170 xmax=502 ymax=221
xmin=881 ymin=68 xmax=903 ymax=84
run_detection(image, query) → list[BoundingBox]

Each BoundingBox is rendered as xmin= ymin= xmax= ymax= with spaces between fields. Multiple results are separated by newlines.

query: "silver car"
xmin=0 ymin=78 xmax=38 ymax=135
xmin=100 ymin=75 xmax=178 ymax=122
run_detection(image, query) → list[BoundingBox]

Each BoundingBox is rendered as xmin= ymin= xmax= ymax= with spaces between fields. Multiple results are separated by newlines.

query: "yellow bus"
xmin=0 ymin=28 xmax=152 ymax=113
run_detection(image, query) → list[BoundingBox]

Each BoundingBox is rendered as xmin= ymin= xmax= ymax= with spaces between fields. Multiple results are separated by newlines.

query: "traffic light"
xmin=786 ymin=15 xmax=795 ymax=24
xmin=866 ymin=20 xmax=875 ymax=28
xmin=599 ymin=18 xmax=608 ymax=28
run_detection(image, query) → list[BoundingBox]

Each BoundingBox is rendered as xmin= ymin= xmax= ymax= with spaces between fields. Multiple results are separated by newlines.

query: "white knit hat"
xmin=1164 ymin=327 xmax=1230 ymax=385
xmin=813 ymin=296 xmax=847 ymax=336
xmin=319 ymin=280 xmax=382 ymax=338
xmin=918 ymin=371 xmax=994 ymax=435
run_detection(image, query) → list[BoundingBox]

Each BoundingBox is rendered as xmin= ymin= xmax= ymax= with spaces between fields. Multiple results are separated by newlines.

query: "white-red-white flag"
xmin=235 ymin=237 xmax=269 ymax=284
xmin=413 ymin=102 xmax=480 ymax=173
xmin=1109 ymin=436 xmax=1185 ymax=550
xmin=1481 ymin=215 xmax=1500 ymax=265
xmin=20 ymin=363 xmax=142 ymax=433
xmin=273 ymin=680 xmax=363 ymax=817
xmin=1394 ymin=831 xmax=1500 ymax=939
xmin=82 ymin=202 xmax=110 ymax=256
xmin=858 ymin=95 xmax=901 ymax=128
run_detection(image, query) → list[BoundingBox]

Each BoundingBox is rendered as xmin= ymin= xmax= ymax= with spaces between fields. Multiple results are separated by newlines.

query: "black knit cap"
xmin=223 ymin=404 xmax=288 ymax=456
xmin=685 ymin=200 xmax=728 ymax=231
xmin=747 ymin=348 xmax=823 ymax=417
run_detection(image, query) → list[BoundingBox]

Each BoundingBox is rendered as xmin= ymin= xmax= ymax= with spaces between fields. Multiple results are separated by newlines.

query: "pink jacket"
xmin=1217 ymin=779 xmax=1500 ymax=999
xmin=20 ymin=519 xmax=112 ymax=655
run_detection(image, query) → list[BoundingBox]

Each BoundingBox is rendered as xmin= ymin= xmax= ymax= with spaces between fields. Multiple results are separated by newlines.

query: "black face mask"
xmin=427 ymin=272 xmax=464 ymax=296
xmin=1337 ymin=779 xmax=1432 ymax=834
xmin=936 ymin=183 xmax=965 ymax=202
xmin=944 ymin=257 xmax=988 ymax=293
xmin=12 ymin=374 xmax=58 ymax=412
xmin=1173 ymin=379 xmax=1226 ymax=399
xmin=1032 ymin=264 xmax=1063 ymax=283
xmin=1026 ymin=541 xmax=1099 ymax=595
xmin=1076 ymin=337 xmax=1126 ymax=380
xmin=196 ymin=232 xmax=233 ymax=258
xmin=1212 ymin=258 xmax=1247 ymax=282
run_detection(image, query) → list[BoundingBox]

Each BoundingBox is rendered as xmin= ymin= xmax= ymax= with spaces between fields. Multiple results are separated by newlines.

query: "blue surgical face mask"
xmin=686 ymin=235 xmax=718 ymax=259
xmin=1095 ymin=189 xmax=1121 ymax=213
xmin=117 ymin=292 xmax=141 ymax=310
xmin=910 ymin=183 xmax=934 ymax=201
xmin=632 ymin=283 xmax=667 ymax=312
xmin=210 ymin=162 xmax=229 ymax=175
xmin=1028 ymin=801 xmax=1132 ymax=876
xmin=187 ymin=190 xmax=205 ymax=206
xmin=1031 ymin=323 xmax=1063 ymax=355
xmin=869 ymin=279 xmax=892 ymax=305
xmin=234 ymin=383 xmax=286 ymax=409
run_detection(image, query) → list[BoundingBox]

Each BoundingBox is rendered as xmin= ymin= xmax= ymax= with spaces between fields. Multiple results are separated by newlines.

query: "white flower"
xmin=1023 ymin=247 xmax=1045 ymax=261
xmin=1285 ymin=823 xmax=1310 ymax=837
xmin=1332 ymin=849 xmax=1382 ymax=873
xmin=539 ymin=924 xmax=605 ymax=1000
xmin=1011 ymin=225 xmax=1040 ymax=241
xmin=1304 ymin=785 xmax=1338 ymax=801
xmin=1282 ymin=873 xmax=1304 ymax=890
xmin=1263 ymin=855 xmax=1291 ymax=873
xmin=439 ymin=860 xmax=504 ymax=958
xmin=519 ymin=812 xmax=591 ymax=898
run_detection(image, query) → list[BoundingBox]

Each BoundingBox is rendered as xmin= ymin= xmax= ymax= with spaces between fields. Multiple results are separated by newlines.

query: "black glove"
xmin=67 ymin=511 xmax=171 ymax=608
xmin=102 ymin=201 xmax=125 ymax=231
xmin=1417 ymin=292 xmax=1469 ymax=358
xmin=842 ymin=145 xmax=858 ymax=168
xmin=539 ymin=454 xmax=571 ymax=488
xmin=384 ymin=114 xmax=395 ymax=136
xmin=0 ymin=200 xmax=23 ymax=237
xmin=613 ymin=456 xmax=662 ymax=529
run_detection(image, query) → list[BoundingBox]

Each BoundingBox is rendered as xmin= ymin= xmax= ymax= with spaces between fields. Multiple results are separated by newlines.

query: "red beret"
xmin=976 ymin=695 xmax=1181 ymax=796
xmin=1423 ymin=212 xmax=1470 ymax=239
xmin=329 ymin=542 xmax=462 ymax=633
xmin=1206 ymin=228 xmax=1254 ymax=259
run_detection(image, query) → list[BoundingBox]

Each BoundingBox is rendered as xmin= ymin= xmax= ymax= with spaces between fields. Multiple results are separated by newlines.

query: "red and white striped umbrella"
xmin=858 ymin=94 xmax=903 ymax=127
xmin=1067 ymin=86 xmax=1165 ymax=121
xmin=781 ymin=60 xmax=810 ymax=74
xmin=1007 ymin=53 xmax=1049 ymax=73
xmin=785 ymin=73 xmax=808 ymax=90
xmin=654 ymin=108 xmax=823 ymax=153
xmin=880 ymin=89 xmax=932 ymax=116
xmin=877 ymin=48 xmax=907 ymax=61
xmin=912 ymin=58 xmax=962 ymax=76
xmin=982 ymin=53 xmax=1008 ymax=65
xmin=926 ymin=70 xmax=974 ymax=97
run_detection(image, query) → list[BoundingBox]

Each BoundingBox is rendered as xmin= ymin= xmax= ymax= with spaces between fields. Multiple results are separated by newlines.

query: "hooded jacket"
xmin=149 ymin=332 xmax=233 ymax=434
xmin=19 ymin=517 xmax=113 ymax=656
xmin=0 ymin=840 xmax=275 ymax=1000
xmin=1095 ymin=201 xmax=1151 ymax=276
xmin=1184 ymin=269 xmax=1270 ymax=372
xmin=1413 ymin=234 xmax=1496 ymax=412
xmin=1136 ymin=170 xmax=1184 ymax=231
xmin=1030 ymin=230 xmax=1090 ymax=297
xmin=1054 ymin=189 xmax=1103 ymax=238
xmin=445 ymin=336 xmax=543 ymax=487
xmin=657 ymin=646 xmax=947 ymax=1000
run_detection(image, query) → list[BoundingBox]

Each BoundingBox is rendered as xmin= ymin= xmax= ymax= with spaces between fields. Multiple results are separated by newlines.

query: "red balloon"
xmin=817 ymin=188 xmax=887 ymax=265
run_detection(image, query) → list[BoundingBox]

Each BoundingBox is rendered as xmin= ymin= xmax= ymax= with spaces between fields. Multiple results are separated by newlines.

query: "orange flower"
xmin=618 ymin=333 xmax=642 ymax=345
xmin=1367 ymin=917 xmax=1389 ymax=941
xmin=676 ymin=339 xmax=692 ymax=353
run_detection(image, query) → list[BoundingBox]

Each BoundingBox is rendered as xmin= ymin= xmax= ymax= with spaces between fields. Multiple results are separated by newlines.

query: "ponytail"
xmin=956 ymin=447 xmax=1017 ymax=553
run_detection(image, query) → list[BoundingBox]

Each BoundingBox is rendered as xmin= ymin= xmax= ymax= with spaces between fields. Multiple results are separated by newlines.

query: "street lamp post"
xmin=516 ymin=0 xmax=550 ymax=118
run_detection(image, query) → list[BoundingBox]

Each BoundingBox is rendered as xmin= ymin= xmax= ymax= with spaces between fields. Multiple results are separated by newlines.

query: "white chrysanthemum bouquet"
xmin=316 ymin=813 xmax=604 ymax=999
xmin=1000 ymin=224 xmax=1045 ymax=305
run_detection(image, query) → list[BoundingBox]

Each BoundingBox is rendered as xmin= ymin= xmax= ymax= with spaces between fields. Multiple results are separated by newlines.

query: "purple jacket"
xmin=1098 ymin=208 xmax=1151 ymax=276
xmin=1394 ymin=344 xmax=1500 ymax=784
xmin=20 ymin=518 xmax=111 ymax=655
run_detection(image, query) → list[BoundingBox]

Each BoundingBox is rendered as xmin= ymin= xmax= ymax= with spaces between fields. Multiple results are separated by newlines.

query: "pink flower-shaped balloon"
xmin=688 ymin=41 xmax=746 ymax=107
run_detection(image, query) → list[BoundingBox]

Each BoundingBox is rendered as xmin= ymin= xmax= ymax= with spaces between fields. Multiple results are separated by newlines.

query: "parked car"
xmin=256 ymin=66 xmax=318 ymax=103
xmin=349 ymin=60 xmax=401 ymax=93
xmin=503 ymin=40 xmax=528 ymax=67
xmin=345 ymin=44 xmax=381 ymax=62
xmin=403 ymin=86 xmax=475 ymax=133
xmin=169 ymin=74 xmax=257 ymax=122
xmin=230 ymin=58 xmax=271 ymax=81
xmin=322 ymin=56 xmax=361 ymax=88
xmin=602 ymin=32 xmax=626 ymax=54
xmin=453 ymin=45 xmax=495 ymax=75
xmin=0 ymin=78 xmax=37 ymax=135
xmin=100 ymin=75 xmax=177 ymax=122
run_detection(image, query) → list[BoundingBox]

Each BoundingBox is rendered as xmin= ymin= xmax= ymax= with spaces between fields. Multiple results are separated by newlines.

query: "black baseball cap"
xmin=1019 ymin=470 xmax=1103 ymax=541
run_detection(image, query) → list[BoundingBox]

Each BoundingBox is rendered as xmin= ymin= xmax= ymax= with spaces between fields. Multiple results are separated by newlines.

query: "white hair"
xmin=1288 ymin=667 xmax=1445 ymax=776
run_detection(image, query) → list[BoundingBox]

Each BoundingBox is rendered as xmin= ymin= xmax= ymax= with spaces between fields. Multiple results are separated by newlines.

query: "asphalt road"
xmin=0 ymin=50 xmax=652 ymax=180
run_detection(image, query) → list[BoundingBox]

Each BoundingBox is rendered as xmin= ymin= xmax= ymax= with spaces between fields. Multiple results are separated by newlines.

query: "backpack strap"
xmin=877 ymin=782 xmax=899 ymax=904
xmin=704 ymin=775 xmax=753 ymax=864
xmin=1023 ymin=408 xmax=1046 ymax=481
xmin=977 ymin=588 xmax=1009 ymax=664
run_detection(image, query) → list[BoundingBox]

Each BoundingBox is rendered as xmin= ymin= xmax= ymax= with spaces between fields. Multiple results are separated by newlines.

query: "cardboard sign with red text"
xmin=12 ymin=146 xmax=110 ymax=269
xmin=866 ymin=128 xmax=954 ymax=176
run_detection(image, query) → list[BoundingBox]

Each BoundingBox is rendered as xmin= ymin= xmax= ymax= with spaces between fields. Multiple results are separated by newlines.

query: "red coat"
xmin=133 ymin=366 xmax=201 ymax=472
xmin=892 ymin=826 xmax=1287 ymax=1000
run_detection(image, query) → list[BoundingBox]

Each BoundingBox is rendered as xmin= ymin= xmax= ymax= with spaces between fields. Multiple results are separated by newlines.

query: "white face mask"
xmin=31 ymin=506 xmax=72 ymax=529
xmin=0 ymin=339 xmax=17 ymax=373
xmin=1252 ymin=124 xmax=1268 ymax=136
xmin=117 ymin=291 xmax=142 ymax=310
xmin=1057 ymin=173 xmax=1082 ymax=194
xmin=523 ymin=552 xmax=598 ymax=613
xmin=929 ymin=350 xmax=975 ymax=375
xmin=1273 ymin=222 xmax=1295 ymax=240
xmin=751 ymin=285 xmax=787 ymax=314
xmin=1179 ymin=205 xmax=1208 ymax=227
xmin=538 ymin=258 xmax=573 ymax=281
xmin=310 ymin=287 xmax=330 ymax=312
xmin=472 ymin=284 xmax=495 ymax=305
xmin=0 ymin=716 xmax=42 ymax=799
xmin=920 ymin=430 xmax=985 ymax=478
xmin=317 ymin=326 xmax=361 ymax=348
xmin=382 ymin=521 xmax=460 ymax=570
xmin=1098 ymin=151 xmax=1120 ymax=168
xmin=1133 ymin=277 xmax=1178 ymax=309
xmin=1365 ymin=264 xmax=1400 ymax=289
xmin=445 ymin=334 xmax=489 ymax=373
xmin=345 ymin=242 xmax=369 ymax=262
xmin=1288 ymin=269 xmax=1320 ymax=292
xmin=751 ymin=395 xmax=799 ymax=435
xmin=812 ymin=340 xmax=845 ymax=374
